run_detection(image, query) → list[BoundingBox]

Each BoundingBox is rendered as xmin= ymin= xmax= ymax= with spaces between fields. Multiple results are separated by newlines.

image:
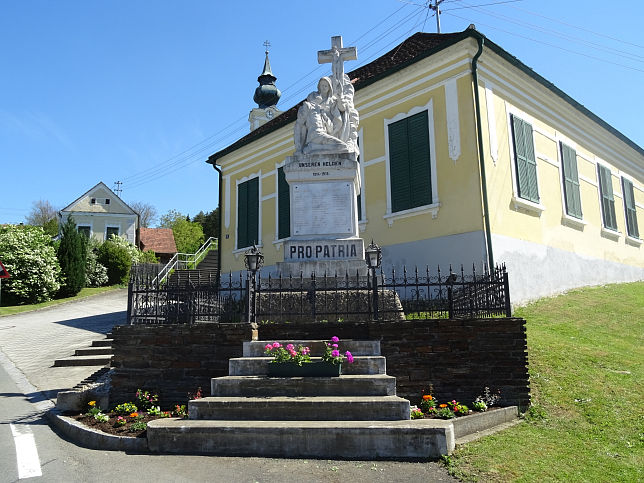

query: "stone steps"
xmin=53 ymin=355 xmax=112 ymax=367
xmin=189 ymin=395 xmax=410 ymax=420
xmin=91 ymin=339 xmax=113 ymax=347
xmin=229 ymin=355 xmax=385 ymax=376
xmin=74 ymin=347 xmax=113 ymax=356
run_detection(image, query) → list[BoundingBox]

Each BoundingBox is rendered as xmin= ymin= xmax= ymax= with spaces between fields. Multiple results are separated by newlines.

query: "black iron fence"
xmin=127 ymin=263 xmax=511 ymax=324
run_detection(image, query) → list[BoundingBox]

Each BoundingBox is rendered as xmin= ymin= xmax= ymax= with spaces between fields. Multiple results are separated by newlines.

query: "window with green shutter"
xmin=560 ymin=142 xmax=582 ymax=218
xmin=598 ymin=165 xmax=617 ymax=231
xmin=356 ymin=139 xmax=362 ymax=221
xmin=277 ymin=166 xmax=290 ymax=239
xmin=237 ymin=177 xmax=259 ymax=249
xmin=511 ymin=114 xmax=539 ymax=203
xmin=388 ymin=110 xmax=432 ymax=213
xmin=622 ymin=177 xmax=639 ymax=238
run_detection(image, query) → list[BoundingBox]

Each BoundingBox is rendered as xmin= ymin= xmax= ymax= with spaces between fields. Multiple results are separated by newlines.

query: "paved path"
xmin=0 ymin=289 xmax=126 ymax=401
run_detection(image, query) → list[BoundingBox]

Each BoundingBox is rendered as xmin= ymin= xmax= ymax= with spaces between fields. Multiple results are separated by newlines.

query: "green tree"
xmin=98 ymin=238 xmax=132 ymax=285
xmin=57 ymin=217 xmax=87 ymax=297
xmin=193 ymin=208 xmax=220 ymax=240
xmin=159 ymin=210 xmax=205 ymax=253
xmin=0 ymin=225 xmax=61 ymax=303
xmin=25 ymin=200 xmax=59 ymax=237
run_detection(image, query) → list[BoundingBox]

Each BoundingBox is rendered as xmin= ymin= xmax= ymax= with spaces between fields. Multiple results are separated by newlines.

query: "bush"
xmin=0 ymin=225 xmax=61 ymax=303
xmin=85 ymin=237 xmax=108 ymax=287
xmin=57 ymin=217 xmax=87 ymax=297
xmin=98 ymin=239 xmax=132 ymax=285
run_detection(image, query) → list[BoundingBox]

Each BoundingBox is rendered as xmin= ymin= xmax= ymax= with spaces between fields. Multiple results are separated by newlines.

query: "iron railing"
xmin=152 ymin=237 xmax=218 ymax=286
xmin=127 ymin=263 xmax=511 ymax=325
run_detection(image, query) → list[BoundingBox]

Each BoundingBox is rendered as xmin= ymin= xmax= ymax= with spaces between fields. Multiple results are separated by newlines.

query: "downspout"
xmin=212 ymin=163 xmax=223 ymax=276
xmin=471 ymin=32 xmax=495 ymax=270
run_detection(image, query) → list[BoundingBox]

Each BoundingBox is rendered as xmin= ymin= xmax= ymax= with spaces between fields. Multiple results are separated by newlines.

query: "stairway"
xmin=147 ymin=339 xmax=455 ymax=458
xmin=167 ymin=250 xmax=219 ymax=287
xmin=53 ymin=334 xmax=113 ymax=367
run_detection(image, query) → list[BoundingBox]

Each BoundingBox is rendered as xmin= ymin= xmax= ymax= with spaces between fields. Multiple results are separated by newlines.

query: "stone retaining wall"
xmin=110 ymin=319 xmax=529 ymax=409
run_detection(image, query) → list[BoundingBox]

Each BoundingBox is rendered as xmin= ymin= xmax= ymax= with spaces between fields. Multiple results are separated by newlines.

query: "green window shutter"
xmin=560 ymin=143 xmax=582 ymax=218
xmin=598 ymin=165 xmax=617 ymax=230
xmin=511 ymin=115 xmax=539 ymax=203
xmin=237 ymin=177 xmax=259 ymax=248
xmin=277 ymin=167 xmax=290 ymax=239
xmin=356 ymin=144 xmax=362 ymax=221
xmin=622 ymin=178 xmax=639 ymax=238
xmin=388 ymin=110 xmax=431 ymax=213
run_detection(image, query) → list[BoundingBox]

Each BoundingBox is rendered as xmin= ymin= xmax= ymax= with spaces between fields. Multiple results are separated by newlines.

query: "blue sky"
xmin=1 ymin=0 xmax=642 ymax=225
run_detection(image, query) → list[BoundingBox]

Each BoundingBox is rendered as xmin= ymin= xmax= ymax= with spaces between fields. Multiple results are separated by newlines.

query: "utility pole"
xmin=429 ymin=0 xmax=445 ymax=33
xmin=114 ymin=181 xmax=123 ymax=197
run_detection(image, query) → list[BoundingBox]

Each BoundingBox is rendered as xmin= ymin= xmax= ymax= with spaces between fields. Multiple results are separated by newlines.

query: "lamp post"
xmin=244 ymin=244 xmax=264 ymax=323
xmin=365 ymin=240 xmax=382 ymax=320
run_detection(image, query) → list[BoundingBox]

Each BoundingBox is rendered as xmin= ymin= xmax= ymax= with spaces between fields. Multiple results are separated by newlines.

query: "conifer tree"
xmin=57 ymin=217 xmax=86 ymax=297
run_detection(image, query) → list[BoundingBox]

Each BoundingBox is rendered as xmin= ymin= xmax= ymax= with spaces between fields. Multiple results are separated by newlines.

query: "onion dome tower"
xmin=249 ymin=41 xmax=282 ymax=131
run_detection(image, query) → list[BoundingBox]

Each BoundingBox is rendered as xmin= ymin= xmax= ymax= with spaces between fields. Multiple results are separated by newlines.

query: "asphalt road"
xmin=0 ymin=290 xmax=456 ymax=482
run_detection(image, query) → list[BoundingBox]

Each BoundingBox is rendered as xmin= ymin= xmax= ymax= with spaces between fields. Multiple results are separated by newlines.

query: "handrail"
xmin=153 ymin=237 xmax=218 ymax=286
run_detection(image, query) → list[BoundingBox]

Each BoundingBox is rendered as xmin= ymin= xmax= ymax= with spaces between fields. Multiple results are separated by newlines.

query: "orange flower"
xmin=88 ymin=401 xmax=96 ymax=406
xmin=130 ymin=412 xmax=138 ymax=418
xmin=422 ymin=395 xmax=432 ymax=400
xmin=439 ymin=404 xmax=447 ymax=408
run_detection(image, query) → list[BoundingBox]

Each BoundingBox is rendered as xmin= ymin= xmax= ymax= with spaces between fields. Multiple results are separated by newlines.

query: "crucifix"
xmin=317 ymin=36 xmax=357 ymax=83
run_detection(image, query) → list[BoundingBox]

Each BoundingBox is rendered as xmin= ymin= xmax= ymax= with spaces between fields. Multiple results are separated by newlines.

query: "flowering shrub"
xmin=135 ymin=389 xmax=159 ymax=410
xmin=114 ymin=416 xmax=127 ymax=427
xmin=174 ymin=405 xmax=188 ymax=418
xmin=94 ymin=412 xmax=109 ymax=422
xmin=321 ymin=336 xmax=353 ymax=365
xmin=86 ymin=400 xmax=101 ymax=417
xmin=420 ymin=394 xmax=437 ymax=413
xmin=147 ymin=406 xmax=162 ymax=416
xmin=84 ymin=236 xmax=108 ymax=287
xmin=265 ymin=342 xmax=312 ymax=366
xmin=410 ymin=406 xmax=424 ymax=419
xmin=113 ymin=402 xmax=138 ymax=415
xmin=436 ymin=405 xmax=455 ymax=419
xmin=0 ymin=225 xmax=61 ymax=303
xmin=473 ymin=387 xmax=501 ymax=411
xmin=447 ymin=400 xmax=469 ymax=416
xmin=472 ymin=400 xmax=487 ymax=412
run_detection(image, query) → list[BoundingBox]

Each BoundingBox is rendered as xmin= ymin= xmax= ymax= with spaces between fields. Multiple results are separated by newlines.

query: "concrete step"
xmin=189 ymin=395 xmax=410 ymax=421
xmin=74 ymin=347 xmax=113 ymax=356
xmin=229 ymin=356 xmax=386 ymax=376
xmin=91 ymin=339 xmax=113 ymax=347
xmin=53 ymin=355 xmax=112 ymax=367
xmin=244 ymin=340 xmax=380 ymax=357
xmin=147 ymin=418 xmax=453 ymax=458
xmin=212 ymin=374 xmax=396 ymax=397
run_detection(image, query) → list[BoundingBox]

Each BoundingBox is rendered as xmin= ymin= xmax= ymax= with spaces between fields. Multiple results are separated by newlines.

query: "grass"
xmin=444 ymin=282 xmax=643 ymax=482
xmin=0 ymin=285 xmax=124 ymax=317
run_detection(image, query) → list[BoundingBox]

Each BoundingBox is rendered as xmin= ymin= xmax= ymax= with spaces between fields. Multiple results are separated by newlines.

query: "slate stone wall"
xmin=110 ymin=319 xmax=529 ymax=410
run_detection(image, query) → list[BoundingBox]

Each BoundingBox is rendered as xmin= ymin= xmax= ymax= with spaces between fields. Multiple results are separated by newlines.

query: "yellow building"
xmin=207 ymin=27 xmax=643 ymax=304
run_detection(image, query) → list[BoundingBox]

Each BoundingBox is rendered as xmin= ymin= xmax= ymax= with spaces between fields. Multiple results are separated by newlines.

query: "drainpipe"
xmin=212 ymin=163 xmax=223 ymax=276
xmin=471 ymin=32 xmax=495 ymax=270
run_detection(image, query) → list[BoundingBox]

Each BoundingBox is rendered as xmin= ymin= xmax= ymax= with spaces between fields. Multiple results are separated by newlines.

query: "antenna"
xmin=114 ymin=181 xmax=123 ymax=197
xmin=428 ymin=0 xmax=445 ymax=33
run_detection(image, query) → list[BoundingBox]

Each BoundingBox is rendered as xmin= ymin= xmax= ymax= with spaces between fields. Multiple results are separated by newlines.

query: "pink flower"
xmin=331 ymin=336 xmax=339 ymax=342
xmin=332 ymin=344 xmax=338 ymax=348
xmin=272 ymin=342 xmax=281 ymax=348
xmin=289 ymin=349 xmax=297 ymax=357
xmin=302 ymin=347 xmax=310 ymax=354
xmin=264 ymin=344 xmax=272 ymax=351
xmin=286 ymin=344 xmax=295 ymax=351
xmin=345 ymin=351 xmax=354 ymax=363
xmin=331 ymin=350 xmax=340 ymax=357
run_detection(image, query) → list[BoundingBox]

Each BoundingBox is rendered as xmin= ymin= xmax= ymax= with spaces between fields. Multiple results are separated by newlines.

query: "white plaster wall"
xmin=492 ymin=233 xmax=644 ymax=306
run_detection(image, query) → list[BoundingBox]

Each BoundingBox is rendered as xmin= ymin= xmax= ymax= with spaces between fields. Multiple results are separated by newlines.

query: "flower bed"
xmin=410 ymin=387 xmax=502 ymax=420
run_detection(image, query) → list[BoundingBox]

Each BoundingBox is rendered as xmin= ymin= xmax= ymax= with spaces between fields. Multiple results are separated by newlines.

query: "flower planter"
xmin=267 ymin=361 xmax=342 ymax=377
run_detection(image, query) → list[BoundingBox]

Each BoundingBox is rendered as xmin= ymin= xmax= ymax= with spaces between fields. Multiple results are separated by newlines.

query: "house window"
xmin=510 ymin=114 xmax=539 ymax=203
xmin=622 ymin=178 xmax=639 ymax=238
xmin=78 ymin=226 xmax=91 ymax=238
xmin=237 ymin=177 xmax=259 ymax=249
xmin=388 ymin=110 xmax=432 ymax=213
xmin=105 ymin=199 xmax=110 ymax=205
xmin=277 ymin=166 xmax=290 ymax=239
xmin=598 ymin=165 xmax=617 ymax=231
xmin=90 ymin=198 xmax=96 ymax=204
xmin=560 ymin=143 xmax=582 ymax=219
xmin=106 ymin=226 xmax=119 ymax=239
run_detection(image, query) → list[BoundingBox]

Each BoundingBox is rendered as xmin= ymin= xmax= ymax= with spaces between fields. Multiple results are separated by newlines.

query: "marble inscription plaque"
xmin=292 ymin=182 xmax=353 ymax=236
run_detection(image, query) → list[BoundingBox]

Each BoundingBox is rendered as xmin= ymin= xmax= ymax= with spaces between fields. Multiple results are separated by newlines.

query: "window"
xmin=560 ymin=143 xmax=582 ymax=218
xmin=237 ymin=177 xmax=259 ymax=249
xmin=78 ymin=226 xmax=91 ymax=238
xmin=598 ymin=165 xmax=617 ymax=231
xmin=622 ymin=178 xmax=639 ymax=238
xmin=388 ymin=110 xmax=432 ymax=213
xmin=90 ymin=198 xmax=96 ymax=204
xmin=106 ymin=226 xmax=119 ymax=239
xmin=277 ymin=166 xmax=290 ymax=239
xmin=105 ymin=199 xmax=110 ymax=205
xmin=510 ymin=114 xmax=539 ymax=203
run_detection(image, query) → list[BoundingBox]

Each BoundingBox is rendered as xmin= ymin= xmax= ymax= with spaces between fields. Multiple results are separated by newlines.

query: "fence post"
xmin=503 ymin=268 xmax=512 ymax=317
xmin=246 ymin=271 xmax=257 ymax=323
xmin=126 ymin=281 xmax=133 ymax=325
xmin=371 ymin=267 xmax=379 ymax=321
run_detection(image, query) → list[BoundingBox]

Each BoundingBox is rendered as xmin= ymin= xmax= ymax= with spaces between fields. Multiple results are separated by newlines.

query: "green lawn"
xmin=0 ymin=285 xmax=123 ymax=316
xmin=445 ymin=282 xmax=643 ymax=482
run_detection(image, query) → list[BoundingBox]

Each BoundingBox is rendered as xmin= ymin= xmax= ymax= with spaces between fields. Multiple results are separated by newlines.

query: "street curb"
xmin=47 ymin=409 xmax=149 ymax=452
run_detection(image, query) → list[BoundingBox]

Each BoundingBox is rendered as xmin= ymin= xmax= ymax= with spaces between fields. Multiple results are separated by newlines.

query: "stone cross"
xmin=317 ymin=36 xmax=357 ymax=83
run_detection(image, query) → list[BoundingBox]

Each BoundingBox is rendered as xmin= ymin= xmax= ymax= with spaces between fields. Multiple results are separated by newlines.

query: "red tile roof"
xmin=138 ymin=228 xmax=177 ymax=255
